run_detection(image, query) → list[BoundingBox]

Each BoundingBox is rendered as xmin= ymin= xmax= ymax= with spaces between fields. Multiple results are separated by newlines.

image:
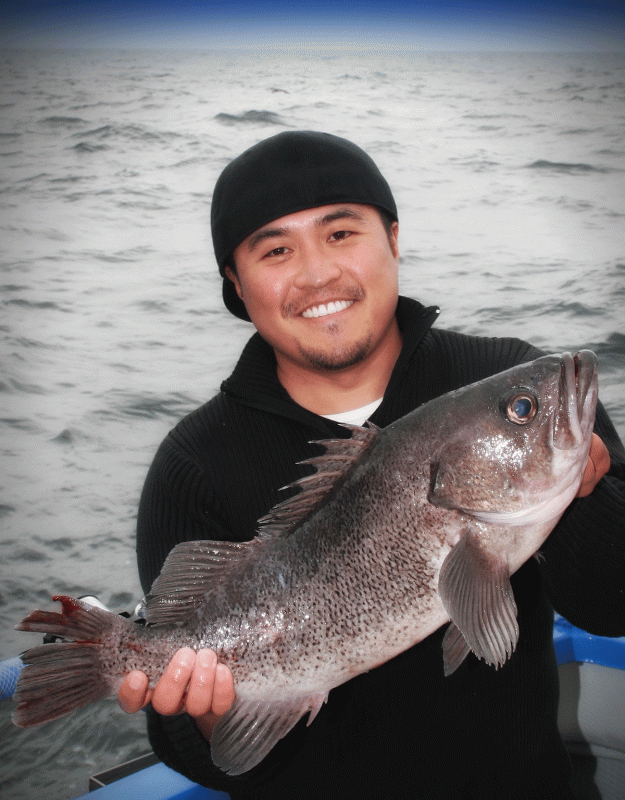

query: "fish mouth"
xmin=553 ymin=350 xmax=598 ymax=450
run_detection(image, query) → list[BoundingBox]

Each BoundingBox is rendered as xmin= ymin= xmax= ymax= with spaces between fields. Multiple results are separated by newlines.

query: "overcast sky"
xmin=1 ymin=0 xmax=624 ymax=52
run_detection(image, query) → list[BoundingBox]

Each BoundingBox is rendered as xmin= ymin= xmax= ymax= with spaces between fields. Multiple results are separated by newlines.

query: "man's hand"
xmin=576 ymin=433 xmax=610 ymax=498
xmin=118 ymin=647 xmax=235 ymax=738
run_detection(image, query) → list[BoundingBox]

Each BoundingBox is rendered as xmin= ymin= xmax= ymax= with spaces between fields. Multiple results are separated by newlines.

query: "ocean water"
xmin=0 ymin=48 xmax=623 ymax=799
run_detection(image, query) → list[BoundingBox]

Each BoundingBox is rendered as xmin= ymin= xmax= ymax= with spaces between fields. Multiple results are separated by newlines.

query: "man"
xmin=118 ymin=131 xmax=623 ymax=799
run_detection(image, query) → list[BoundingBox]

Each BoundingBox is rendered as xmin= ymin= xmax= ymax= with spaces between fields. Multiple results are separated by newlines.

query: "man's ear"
xmin=389 ymin=221 xmax=399 ymax=261
xmin=224 ymin=265 xmax=243 ymax=300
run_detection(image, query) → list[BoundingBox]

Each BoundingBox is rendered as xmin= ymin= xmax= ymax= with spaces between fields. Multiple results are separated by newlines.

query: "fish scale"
xmin=13 ymin=351 xmax=597 ymax=776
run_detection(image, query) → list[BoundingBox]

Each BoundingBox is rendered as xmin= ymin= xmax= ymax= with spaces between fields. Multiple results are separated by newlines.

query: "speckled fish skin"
xmin=13 ymin=351 xmax=598 ymax=775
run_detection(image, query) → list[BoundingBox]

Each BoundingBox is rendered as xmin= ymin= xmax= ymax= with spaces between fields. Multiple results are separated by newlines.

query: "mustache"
xmin=283 ymin=286 xmax=365 ymax=319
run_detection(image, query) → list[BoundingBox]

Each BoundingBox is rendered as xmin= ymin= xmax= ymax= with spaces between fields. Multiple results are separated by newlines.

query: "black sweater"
xmin=136 ymin=297 xmax=625 ymax=800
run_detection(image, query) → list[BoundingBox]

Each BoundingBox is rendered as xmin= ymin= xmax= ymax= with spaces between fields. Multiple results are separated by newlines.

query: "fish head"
xmin=427 ymin=350 xmax=598 ymax=527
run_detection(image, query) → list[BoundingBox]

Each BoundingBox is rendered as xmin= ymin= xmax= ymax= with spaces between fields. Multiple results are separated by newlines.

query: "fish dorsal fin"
xmin=144 ymin=539 xmax=256 ymax=626
xmin=258 ymin=423 xmax=380 ymax=539
xmin=210 ymin=691 xmax=328 ymax=775
xmin=438 ymin=528 xmax=519 ymax=670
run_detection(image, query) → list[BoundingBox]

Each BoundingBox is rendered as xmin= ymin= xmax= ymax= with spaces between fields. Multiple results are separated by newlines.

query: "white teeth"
xmin=302 ymin=300 xmax=354 ymax=319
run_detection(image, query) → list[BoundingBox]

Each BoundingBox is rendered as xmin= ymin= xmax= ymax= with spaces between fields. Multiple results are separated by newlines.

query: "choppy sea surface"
xmin=0 ymin=48 xmax=623 ymax=799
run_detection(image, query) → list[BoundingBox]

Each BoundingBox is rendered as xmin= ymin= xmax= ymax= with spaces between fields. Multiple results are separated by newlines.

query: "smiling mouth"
xmin=301 ymin=300 xmax=355 ymax=319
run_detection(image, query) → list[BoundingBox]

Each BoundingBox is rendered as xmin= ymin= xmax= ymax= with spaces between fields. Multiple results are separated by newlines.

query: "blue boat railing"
xmin=553 ymin=614 xmax=625 ymax=670
xmin=0 ymin=655 xmax=23 ymax=701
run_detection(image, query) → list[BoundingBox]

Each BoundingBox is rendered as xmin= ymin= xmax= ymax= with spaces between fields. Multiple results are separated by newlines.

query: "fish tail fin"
xmin=12 ymin=595 xmax=124 ymax=728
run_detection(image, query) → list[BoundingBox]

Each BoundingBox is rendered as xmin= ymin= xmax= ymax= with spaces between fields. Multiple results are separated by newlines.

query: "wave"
xmin=557 ymin=128 xmax=599 ymax=136
xmin=50 ymin=428 xmax=91 ymax=446
xmin=462 ymin=113 xmax=528 ymax=120
xmin=590 ymin=331 xmax=625 ymax=359
xmin=71 ymin=141 xmax=108 ymax=153
xmin=595 ymin=149 xmax=625 ymax=157
xmin=525 ymin=160 xmax=610 ymax=174
xmin=72 ymin=123 xmax=183 ymax=143
xmin=1 ymin=283 xmax=29 ymax=293
xmin=215 ymin=109 xmax=286 ymax=126
xmin=1 ymin=377 xmax=49 ymax=395
xmin=5 ymin=298 xmax=71 ymax=313
xmin=95 ymin=390 xmax=199 ymax=422
xmin=543 ymin=301 xmax=604 ymax=318
xmin=166 ymin=156 xmax=212 ymax=169
xmin=38 ymin=116 xmax=87 ymax=127
xmin=5 ymin=546 xmax=50 ymax=563
xmin=0 ymin=504 xmax=16 ymax=519
xmin=475 ymin=300 xmax=605 ymax=325
xmin=0 ymin=415 xmax=44 ymax=433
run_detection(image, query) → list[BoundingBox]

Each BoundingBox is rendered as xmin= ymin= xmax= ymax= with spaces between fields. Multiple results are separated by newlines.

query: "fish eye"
xmin=504 ymin=392 xmax=538 ymax=425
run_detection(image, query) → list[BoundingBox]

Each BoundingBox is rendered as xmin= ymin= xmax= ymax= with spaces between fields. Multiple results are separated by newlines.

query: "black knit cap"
xmin=211 ymin=131 xmax=398 ymax=321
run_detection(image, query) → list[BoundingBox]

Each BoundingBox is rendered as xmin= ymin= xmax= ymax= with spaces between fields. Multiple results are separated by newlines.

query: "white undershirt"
xmin=321 ymin=397 xmax=383 ymax=427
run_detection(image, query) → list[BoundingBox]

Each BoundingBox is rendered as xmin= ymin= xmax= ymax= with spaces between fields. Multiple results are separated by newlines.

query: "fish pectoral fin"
xmin=438 ymin=532 xmax=519 ymax=670
xmin=210 ymin=691 xmax=328 ymax=775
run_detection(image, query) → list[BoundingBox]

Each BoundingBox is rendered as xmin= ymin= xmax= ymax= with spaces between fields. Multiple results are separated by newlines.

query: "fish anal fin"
xmin=438 ymin=530 xmax=519 ymax=670
xmin=210 ymin=691 xmax=328 ymax=775
xmin=258 ymin=423 xmax=380 ymax=538
xmin=145 ymin=539 xmax=255 ymax=626
xmin=442 ymin=622 xmax=472 ymax=676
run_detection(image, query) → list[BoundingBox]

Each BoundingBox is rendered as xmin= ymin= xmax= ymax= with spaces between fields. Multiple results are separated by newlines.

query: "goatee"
xmin=296 ymin=334 xmax=373 ymax=372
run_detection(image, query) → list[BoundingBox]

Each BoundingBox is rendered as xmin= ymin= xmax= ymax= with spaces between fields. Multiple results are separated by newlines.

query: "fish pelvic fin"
xmin=210 ymin=691 xmax=328 ymax=775
xmin=12 ymin=596 xmax=124 ymax=728
xmin=438 ymin=531 xmax=519 ymax=671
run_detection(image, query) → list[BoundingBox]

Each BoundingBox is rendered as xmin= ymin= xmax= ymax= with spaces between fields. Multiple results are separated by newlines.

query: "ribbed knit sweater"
xmin=136 ymin=297 xmax=625 ymax=800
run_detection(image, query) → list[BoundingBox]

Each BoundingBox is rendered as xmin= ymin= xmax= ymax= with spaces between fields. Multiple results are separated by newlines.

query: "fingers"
xmin=151 ymin=647 xmax=197 ymax=716
xmin=212 ymin=662 xmax=236 ymax=717
xmin=118 ymin=670 xmax=151 ymax=714
xmin=184 ymin=649 xmax=218 ymax=717
xmin=576 ymin=434 xmax=611 ymax=498
xmin=590 ymin=433 xmax=611 ymax=479
xmin=149 ymin=647 xmax=236 ymax=719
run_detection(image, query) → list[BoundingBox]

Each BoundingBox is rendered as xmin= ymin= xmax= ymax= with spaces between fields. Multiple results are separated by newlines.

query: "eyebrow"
xmin=245 ymin=207 xmax=366 ymax=253
xmin=245 ymin=226 xmax=289 ymax=252
xmin=319 ymin=207 xmax=366 ymax=225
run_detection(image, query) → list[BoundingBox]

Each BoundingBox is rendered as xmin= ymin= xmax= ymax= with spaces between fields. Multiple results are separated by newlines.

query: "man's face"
xmin=226 ymin=203 xmax=400 ymax=377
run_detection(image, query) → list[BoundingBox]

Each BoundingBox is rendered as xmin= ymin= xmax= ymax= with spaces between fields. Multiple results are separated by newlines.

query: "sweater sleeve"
xmin=136 ymin=429 xmax=235 ymax=595
xmin=540 ymin=398 xmax=625 ymax=636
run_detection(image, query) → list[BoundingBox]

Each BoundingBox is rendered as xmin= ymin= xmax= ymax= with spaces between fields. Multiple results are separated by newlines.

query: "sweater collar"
xmin=221 ymin=296 xmax=440 ymax=426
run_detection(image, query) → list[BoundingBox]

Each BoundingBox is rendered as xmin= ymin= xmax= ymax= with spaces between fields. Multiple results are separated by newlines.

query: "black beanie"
xmin=211 ymin=131 xmax=398 ymax=321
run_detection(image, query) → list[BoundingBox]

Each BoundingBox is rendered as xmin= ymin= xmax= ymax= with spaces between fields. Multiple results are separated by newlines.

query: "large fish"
xmin=13 ymin=351 xmax=597 ymax=775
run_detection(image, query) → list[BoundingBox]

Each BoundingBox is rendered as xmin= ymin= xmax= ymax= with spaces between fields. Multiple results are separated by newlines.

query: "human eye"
xmin=263 ymin=245 xmax=289 ymax=259
xmin=329 ymin=229 xmax=352 ymax=242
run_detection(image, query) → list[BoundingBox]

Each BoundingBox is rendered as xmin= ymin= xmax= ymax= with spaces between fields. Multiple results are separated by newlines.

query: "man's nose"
xmin=292 ymin=252 xmax=342 ymax=289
